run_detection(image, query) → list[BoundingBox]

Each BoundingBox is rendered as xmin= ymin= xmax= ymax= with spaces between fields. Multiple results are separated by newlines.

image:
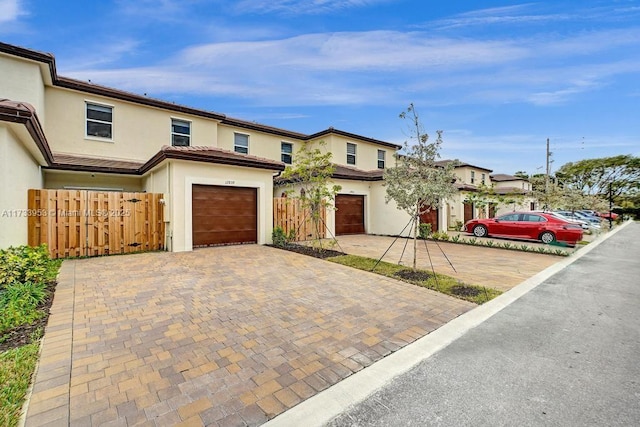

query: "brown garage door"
xmin=335 ymin=194 xmax=365 ymax=235
xmin=192 ymin=185 xmax=257 ymax=247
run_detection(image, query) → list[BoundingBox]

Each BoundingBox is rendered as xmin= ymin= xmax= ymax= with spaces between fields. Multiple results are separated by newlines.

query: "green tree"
xmin=555 ymin=155 xmax=640 ymax=201
xmin=281 ymin=141 xmax=341 ymax=249
xmin=384 ymin=104 xmax=458 ymax=270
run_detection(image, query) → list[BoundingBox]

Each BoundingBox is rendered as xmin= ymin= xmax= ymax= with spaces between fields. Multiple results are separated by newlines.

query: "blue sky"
xmin=2 ymin=0 xmax=639 ymax=175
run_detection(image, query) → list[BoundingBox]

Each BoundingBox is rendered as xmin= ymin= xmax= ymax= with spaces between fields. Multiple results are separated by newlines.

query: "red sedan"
xmin=463 ymin=212 xmax=583 ymax=246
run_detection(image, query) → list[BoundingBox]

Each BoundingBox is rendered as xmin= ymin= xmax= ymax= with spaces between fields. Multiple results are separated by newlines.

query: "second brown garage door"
xmin=335 ymin=194 xmax=365 ymax=235
xmin=192 ymin=185 xmax=257 ymax=247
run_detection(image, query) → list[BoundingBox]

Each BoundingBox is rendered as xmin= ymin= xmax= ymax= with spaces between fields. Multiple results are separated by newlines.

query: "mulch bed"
xmin=269 ymin=244 xmax=345 ymax=259
xmin=394 ymin=269 xmax=432 ymax=281
xmin=449 ymin=285 xmax=481 ymax=297
xmin=0 ymin=281 xmax=57 ymax=353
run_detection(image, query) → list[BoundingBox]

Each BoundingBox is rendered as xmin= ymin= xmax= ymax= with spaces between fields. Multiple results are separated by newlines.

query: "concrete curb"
xmin=263 ymin=221 xmax=632 ymax=427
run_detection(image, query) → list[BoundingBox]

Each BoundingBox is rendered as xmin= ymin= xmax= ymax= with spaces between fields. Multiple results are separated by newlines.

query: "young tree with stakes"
xmin=384 ymin=104 xmax=458 ymax=270
xmin=281 ymin=141 xmax=341 ymax=250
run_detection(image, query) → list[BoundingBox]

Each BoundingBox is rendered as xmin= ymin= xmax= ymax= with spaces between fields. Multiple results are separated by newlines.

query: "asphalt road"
xmin=327 ymin=222 xmax=640 ymax=427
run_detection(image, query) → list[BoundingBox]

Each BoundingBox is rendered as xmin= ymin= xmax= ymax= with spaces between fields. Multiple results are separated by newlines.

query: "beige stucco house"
xmin=0 ymin=42 xmax=410 ymax=251
xmin=1 ymin=42 xmax=534 ymax=252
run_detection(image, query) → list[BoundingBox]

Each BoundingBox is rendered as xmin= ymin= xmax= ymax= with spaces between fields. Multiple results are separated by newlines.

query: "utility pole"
xmin=545 ymin=138 xmax=550 ymax=208
xmin=609 ymin=182 xmax=613 ymax=229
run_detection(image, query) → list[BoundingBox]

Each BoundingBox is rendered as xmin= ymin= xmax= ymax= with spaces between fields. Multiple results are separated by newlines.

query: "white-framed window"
xmin=86 ymin=102 xmax=113 ymax=139
xmin=377 ymin=150 xmax=385 ymax=169
xmin=481 ymin=173 xmax=486 ymax=185
xmin=171 ymin=118 xmax=191 ymax=146
xmin=234 ymin=133 xmax=249 ymax=154
xmin=281 ymin=142 xmax=293 ymax=164
xmin=470 ymin=170 xmax=475 ymax=184
xmin=347 ymin=142 xmax=357 ymax=165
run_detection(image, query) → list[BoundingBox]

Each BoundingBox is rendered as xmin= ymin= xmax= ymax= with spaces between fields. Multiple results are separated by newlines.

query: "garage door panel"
xmin=193 ymin=216 xmax=256 ymax=229
xmin=192 ymin=185 xmax=257 ymax=247
xmin=193 ymin=206 xmax=255 ymax=217
xmin=194 ymin=230 xmax=257 ymax=246
xmin=335 ymin=194 xmax=365 ymax=235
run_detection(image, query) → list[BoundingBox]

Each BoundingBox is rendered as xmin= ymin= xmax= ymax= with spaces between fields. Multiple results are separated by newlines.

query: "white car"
xmin=549 ymin=212 xmax=590 ymax=230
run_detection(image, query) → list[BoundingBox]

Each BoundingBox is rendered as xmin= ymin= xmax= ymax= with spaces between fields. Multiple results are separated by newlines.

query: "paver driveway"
xmin=25 ymin=245 xmax=474 ymax=426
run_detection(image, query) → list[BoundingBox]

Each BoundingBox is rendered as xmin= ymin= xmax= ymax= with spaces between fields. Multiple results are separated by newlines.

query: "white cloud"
xmin=232 ymin=0 xmax=393 ymax=15
xmin=0 ymin=0 xmax=24 ymax=24
xmin=62 ymin=39 xmax=142 ymax=69
xmin=432 ymin=3 xmax=570 ymax=29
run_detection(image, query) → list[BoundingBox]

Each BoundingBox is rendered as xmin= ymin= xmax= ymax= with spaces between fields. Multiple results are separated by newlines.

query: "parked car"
xmin=577 ymin=210 xmax=602 ymax=221
xmin=555 ymin=210 xmax=600 ymax=229
xmin=571 ymin=211 xmax=602 ymax=228
xmin=463 ymin=212 xmax=584 ymax=246
xmin=547 ymin=211 xmax=591 ymax=231
xmin=598 ymin=211 xmax=619 ymax=220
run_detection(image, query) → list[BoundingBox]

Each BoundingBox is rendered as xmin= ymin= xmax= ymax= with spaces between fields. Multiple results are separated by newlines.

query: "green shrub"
xmin=431 ymin=231 xmax=450 ymax=241
xmin=0 ymin=245 xmax=54 ymax=291
xmin=272 ymin=227 xmax=289 ymax=248
xmin=0 ymin=282 xmax=47 ymax=334
xmin=418 ymin=223 xmax=432 ymax=239
xmin=455 ymin=220 xmax=464 ymax=231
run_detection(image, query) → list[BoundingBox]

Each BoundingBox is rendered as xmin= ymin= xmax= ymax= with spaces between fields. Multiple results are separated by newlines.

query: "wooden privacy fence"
xmin=273 ymin=197 xmax=326 ymax=241
xmin=28 ymin=189 xmax=165 ymax=259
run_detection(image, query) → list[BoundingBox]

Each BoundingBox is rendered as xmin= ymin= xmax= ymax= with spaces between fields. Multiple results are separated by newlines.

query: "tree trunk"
xmin=413 ymin=208 xmax=418 ymax=271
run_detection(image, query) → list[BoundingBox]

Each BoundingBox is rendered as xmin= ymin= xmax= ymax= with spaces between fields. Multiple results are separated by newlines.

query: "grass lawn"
xmin=0 ymin=245 xmax=60 ymax=426
xmin=327 ymin=254 xmax=502 ymax=304
xmin=0 ymin=338 xmax=41 ymax=427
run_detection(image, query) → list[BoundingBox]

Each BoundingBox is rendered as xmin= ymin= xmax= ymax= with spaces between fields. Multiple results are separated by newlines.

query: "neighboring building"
xmin=430 ymin=160 xmax=494 ymax=230
xmin=490 ymin=174 xmax=536 ymax=215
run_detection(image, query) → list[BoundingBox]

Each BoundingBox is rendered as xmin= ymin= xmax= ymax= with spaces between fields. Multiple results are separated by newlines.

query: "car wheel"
xmin=473 ymin=225 xmax=488 ymax=238
xmin=540 ymin=231 xmax=555 ymax=244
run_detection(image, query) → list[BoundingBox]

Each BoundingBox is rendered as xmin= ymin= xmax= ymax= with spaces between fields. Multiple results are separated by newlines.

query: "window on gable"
xmin=347 ymin=143 xmax=357 ymax=165
xmin=281 ymin=142 xmax=293 ymax=164
xmin=234 ymin=133 xmax=249 ymax=154
xmin=171 ymin=119 xmax=191 ymax=147
xmin=377 ymin=150 xmax=385 ymax=169
xmin=86 ymin=103 xmax=112 ymax=139
xmin=470 ymin=171 xmax=475 ymax=184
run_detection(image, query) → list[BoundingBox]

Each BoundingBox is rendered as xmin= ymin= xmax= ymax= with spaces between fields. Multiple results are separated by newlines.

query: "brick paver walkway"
xmin=334 ymin=235 xmax=562 ymax=292
xmin=25 ymin=245 xmax=474 ymax=426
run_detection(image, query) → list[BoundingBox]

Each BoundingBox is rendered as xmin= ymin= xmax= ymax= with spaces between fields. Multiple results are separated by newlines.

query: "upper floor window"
xmin=470 ymin=170 xmax=476 ymax=184
xmin=481 ymin=173 xmax=486 ymax=185
xmin=171 ymin=119 xmax=190 ymax=147
xmin=86 ymin=103 xmax=112 ymax=139
xmin=377 ymin=150 xmax=385 ymax=169
xmin=281 ymin=142 xmax=293 ymax=164
xmin=234 ymin=133 xmax=249 ymax=154
xmin=347 ymin=143 xmax=357 ymax=165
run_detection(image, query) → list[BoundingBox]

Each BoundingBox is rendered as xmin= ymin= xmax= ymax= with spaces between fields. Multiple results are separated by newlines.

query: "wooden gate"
xmin=273 ymin=197 xmax=326 ymax=241
xmin=28 ymin=189 xmax=165 ymax=259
